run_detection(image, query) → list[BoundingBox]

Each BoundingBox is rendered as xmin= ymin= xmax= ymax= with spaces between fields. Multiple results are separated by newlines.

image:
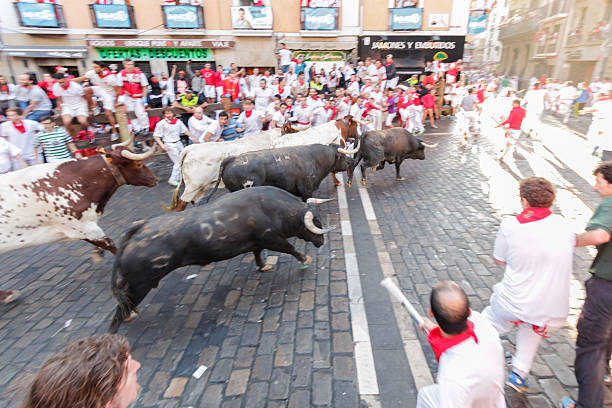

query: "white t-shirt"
xmin=117 ymin=70 xmax=149 ymax=98
xmin=493 ymin=214 xmax=575 ymax=327
xmin=292 ymin=105 xmax=314 ymax=125
xmin=0 ymin=138 xmax=21 ymax=173
xmin=1 ymin=119 xmax=43 ymax=160
xmin=188 ymin=115 xmax=213 ymax=143
xmin=272 ymin=110 xmax=288 ymax=127
xmin=236 ymin=110 xmax=265 ymax=136
xmin=426 ymin=311 xmax=505 ymax=407
xmin=84 ymin=69 xmax=117 ymax=95
xmin=336 ymin=97 xmax=351 ymax=119
xmin=279 ymin=48 xmax=292 ymax=66
xmin=52 ymin=82 xmax=85 ymax=107
xmin=558 ymin=86 xmax=576 ymax=101
xmin=313 ymin=106 xmax=333 ymax=126
xmin=524 ymin=89 xmax=546 ymax=114
xmin=349 ymin=103 xmax=365 ymax=121
xmin=204 ymin=120 xmax=223 ymax=142
xmin=252 ymin=87 xmax=274 ymax=111
xmin=307 ymin=96 xmax=324 ymax=108
xmin=153 ymin=118 xmax=187 ymax=144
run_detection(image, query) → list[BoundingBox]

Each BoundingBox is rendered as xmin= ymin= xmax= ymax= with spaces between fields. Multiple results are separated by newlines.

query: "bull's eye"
xmin=136 ymin=162 xmax=144 ymax=168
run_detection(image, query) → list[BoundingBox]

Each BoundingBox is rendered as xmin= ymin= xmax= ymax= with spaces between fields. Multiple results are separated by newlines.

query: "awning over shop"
xmin=2 ymin=46 xmax=87 ymax=59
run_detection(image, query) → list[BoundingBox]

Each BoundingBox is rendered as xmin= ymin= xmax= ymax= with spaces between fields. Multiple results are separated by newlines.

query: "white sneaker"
xmin=168 ymin=180 xmax=179 ymax=187
xmin=110 ymin=133 xmax=119 ymax=141
xmin=92 ymin=106 xmax=101 ymax=116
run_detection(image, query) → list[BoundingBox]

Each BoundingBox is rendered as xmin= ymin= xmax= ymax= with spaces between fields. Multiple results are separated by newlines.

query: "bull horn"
xmin=307 ymin=198 xmax=334 ymax=204
xmin=111 ymin=134 xmax=134 ymax=150
xmin=337 ymin=140 xmax=360 ymax=155
xmin=304 ymin=211 xmax=334 ymax=235
xmin=121 ymin=144 xmax=157 ymax=160
xmin=421 ymin=142 xmax=438 ymax=148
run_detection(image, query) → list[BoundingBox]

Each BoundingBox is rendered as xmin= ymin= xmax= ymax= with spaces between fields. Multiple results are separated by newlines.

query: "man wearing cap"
xmin=173 ymin=89 xmax=207 ymax=128
xmin=117 ymin=59 xmax=149 ymax=135
xmin=385 ymin=54 xmax=399 ymax=90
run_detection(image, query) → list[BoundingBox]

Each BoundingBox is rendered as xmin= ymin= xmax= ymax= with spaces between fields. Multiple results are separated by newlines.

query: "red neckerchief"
xmin=245 ymin=110 xmax=252 ymax=118
xmin=61 ymin=82 xmax=70 ymax=90
xmin=427 ymin=320 xmax=478 ymax=362
xmin=274 ymin=106 xmax=280 ymax=111
xmin=516 ymin=207 xmax=552 ymax=224
xmin=99 ymin=68 xmax=112 ymax=79
xmin=166 ymin=118 xmax=178 ymax=125
xmin=12 ymin=121 xmax=26 ymax=133
xmin=311 ymin=96 xmax=318 ymax=101
xmin=385 ymin=59 xmax=394 ymax=66
xmin=0 ymin=85 xmax=8 ymax=93
xmin=298 ymin=79 xmax=305 ymax=86
xmin=278 ymin=86 xmax=284 ymax=94
xmin=599 ymin=96 xmax=610 ymax=101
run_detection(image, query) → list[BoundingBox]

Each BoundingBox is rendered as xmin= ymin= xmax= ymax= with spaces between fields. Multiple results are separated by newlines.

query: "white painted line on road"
xmin=335 ymin=173 xmax=381 ymax=401
xmin=355 ymin=170 xmax=435 ymax=391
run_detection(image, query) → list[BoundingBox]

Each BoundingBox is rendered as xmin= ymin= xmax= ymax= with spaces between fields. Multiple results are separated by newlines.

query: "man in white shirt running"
xmin=483 ymin=177 xmax=575 ymax=394
xmin=117 ymin=59 xmax=149 ymax=135
xmin=418 ymin=280 xmax=505 ymax=407
xmin=523 ymin=83 xmax=546 ymax=138
xmin=1 ymin=107 xmax=44 ymax=167
xmin=74 ymin=61 xmax=122 ymax=141
xmin=52 ymin=73 xmax=90 ymax=139
xmin=188 ymin=106 xmax=213 ymax=143
xmin=203 ymin=111 xmax=230 ymax=142
xmin=236 ymin=99 xmax=266 ymax=137
xmin=153 ymin=107 xmax=197 ymax=186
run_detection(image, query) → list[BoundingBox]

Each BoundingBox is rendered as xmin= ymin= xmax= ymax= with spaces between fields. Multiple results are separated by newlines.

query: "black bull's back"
xmin=109 ymin=186 xmax=327 ymax=333
xmin=215 ymin=144 xmax=349 ymax=201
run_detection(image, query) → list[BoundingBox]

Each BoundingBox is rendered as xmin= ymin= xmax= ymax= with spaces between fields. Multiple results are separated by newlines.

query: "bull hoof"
xmin=302 ymin=256 xmax=312 ymax=265
xmin=259 ymin=264 xmax=272 ymax=272
xmin=124 ymin=310 xmax=139 ymax=323
xmin=361 ymin=180 xmax=367 ymax=186
xmin=396 ymin=177 xmax=405 ymax=181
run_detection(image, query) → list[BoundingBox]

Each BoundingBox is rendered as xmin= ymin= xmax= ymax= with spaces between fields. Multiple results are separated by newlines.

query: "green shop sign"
xmin=97 ymin=47 xmax=212 ymax=60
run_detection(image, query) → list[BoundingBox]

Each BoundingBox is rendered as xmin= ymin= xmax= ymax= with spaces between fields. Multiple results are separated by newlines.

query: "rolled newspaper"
xmin=380 ymin=277 xmax=425 ymax=327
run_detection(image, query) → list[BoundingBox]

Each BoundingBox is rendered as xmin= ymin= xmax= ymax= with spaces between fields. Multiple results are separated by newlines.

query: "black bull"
xmin=109 ymin=186 xmax=334 ymax=333
xmin=346 ymin=128 xmax=437 ymax=186
xmin=205 ymin=143 xmax=357 ymax=203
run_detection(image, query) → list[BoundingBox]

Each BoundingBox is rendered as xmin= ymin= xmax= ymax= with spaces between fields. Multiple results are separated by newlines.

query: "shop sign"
xmin=291 ymin=50 xmax=346 ymax=61
xmin=92 ymin=4 xmax=131 ymax=28
xmin=86 ymin=39 xmax=234 ymax=48
xmin=163 ymin=5 xmax=201 ymax=29
xmin=390 ymin=8 xmax=422 ymax=30
xmin=231 ymin=6 xmax=273 ymax=30
xmin=467 ymin=13 xmax=487 ymax=35
xmin=97 ymin=47 xmax=211 ymax=61
xmin=303 ymin=8 xmax=338 ymax=30
xmin=16 ymin=2 xmax=59 ymax=27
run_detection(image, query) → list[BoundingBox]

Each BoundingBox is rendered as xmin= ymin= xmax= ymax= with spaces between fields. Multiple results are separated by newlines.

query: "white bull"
xmin=164 ymin=121 xmax=342 ymax=211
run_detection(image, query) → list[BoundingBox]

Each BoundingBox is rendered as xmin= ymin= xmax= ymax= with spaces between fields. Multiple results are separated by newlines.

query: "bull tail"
xmin=161 ymin=151 xmax=189 ymax=211
xmin=203 ymin=157 xmax=230 ymax=204
xmin=109 ymin=221 xmax=144 ymax=333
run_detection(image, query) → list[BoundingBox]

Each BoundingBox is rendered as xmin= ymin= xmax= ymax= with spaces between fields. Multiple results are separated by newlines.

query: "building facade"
xmin=1 ymin=0 xmax=470 ymax=82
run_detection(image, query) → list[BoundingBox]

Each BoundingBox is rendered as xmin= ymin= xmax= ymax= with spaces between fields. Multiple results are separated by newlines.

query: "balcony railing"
xmin=300 ymin=7 xmax=338 ymax=31
xmin=498 ymin=6 xmax=545 ymax=40
xmin=14 ymin=2 xmax=66 ymax=28
xmin=389 ymin=8 xmax=423 ymax=31
xmin=231 ymin=6 xmax=272 ymax=30
xmin=162 ymin=5 xmax=204 ymax=29
xmin=89 ymin=4 xmax=136 ymax=29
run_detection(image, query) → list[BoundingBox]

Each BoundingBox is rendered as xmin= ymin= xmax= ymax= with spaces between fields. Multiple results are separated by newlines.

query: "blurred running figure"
xmin=52 ymin=73 xmax=90 ymax=139
xmin=496 ymin=99 xmax=526 ymax=162
xmin=523 ymin=83 xmax=546 ymax=138
xmin=117 ymin=59 xmax=149 ymax=135
xmin=580 ymin=91 xmax=612 ymax=159
xmin=459 ymin=88 xmax=479 ymax=140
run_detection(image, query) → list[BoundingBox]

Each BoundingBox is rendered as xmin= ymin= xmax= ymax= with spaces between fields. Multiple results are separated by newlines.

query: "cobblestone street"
xmin=1 ymin=117 xmax=611 ymax=407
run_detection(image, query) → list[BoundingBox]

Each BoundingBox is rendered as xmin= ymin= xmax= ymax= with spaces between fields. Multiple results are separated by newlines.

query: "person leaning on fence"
xmin=20 ymin=334 xmax=141 ymax=408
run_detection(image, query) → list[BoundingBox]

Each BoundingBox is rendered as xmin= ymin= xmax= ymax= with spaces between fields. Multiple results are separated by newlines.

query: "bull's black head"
xmin=330 ymin=144 xmax=350 ymax=173
xmin=412 ymin=140 xmax=426 ymax=160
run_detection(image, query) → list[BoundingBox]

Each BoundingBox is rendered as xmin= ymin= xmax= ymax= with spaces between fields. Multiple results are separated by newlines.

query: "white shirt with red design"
xmin=153 ymin=118 xmax=187 ymax=144
xmin=84 ymin=69 xmax=117 ymax=95
xmin=117 ymin=70 xmax=148 ymax=98
xmin=52 ymin=81 xmax=85 ymax=107
xmin=236 ymin=110 xmax=265 ymax=136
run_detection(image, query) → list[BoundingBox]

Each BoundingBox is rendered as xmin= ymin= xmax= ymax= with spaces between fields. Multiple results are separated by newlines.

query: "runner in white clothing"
xmin=188 ymin=106 xmax=214 ymax=143
xmin=52 ymin=73 xmax=89 ymax=139
xmin=0 ymin=137 xmax=26 ymax=173
xmin=235 ymin=99 xmax=266 ymax=136
xmin=523 ymin=83 xmax=546 ymax=138
xmin=252 ymin=79 xmax=274 ymax=112
xmin=291 ymin=97 xmax=314 ymax=130
xmin=74 ymin=61 xmax=122 ymax=140
xmin=1 ymin=108 xmax=44 ymax=167
xmin=203 ymin=112 xmax=230 ymax=142
xmin=418 ymin=280 xmax=505 ymax=407
xmin=153 ymin=108 xmax=197 ymax=186
xmin=483 ymin=177 xmax=575 ymax=394
xmin=312 ymin=99 xmax=335 ymax=126
xmin=270 ymin=103 xmax=289 ymax=128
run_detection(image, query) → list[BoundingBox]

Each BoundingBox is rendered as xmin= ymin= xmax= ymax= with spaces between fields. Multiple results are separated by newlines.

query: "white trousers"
xmin=482 ymin=299 xmax=544 ymax=376
xmin=124 ymin=96 xmax=148 ymax=132
xmin=369 ymin=110 xmax=383 ymax=130
xmin=416 ymin=384 xmax=441 ymax=407
xmin=166 ymin=141 xmax=184 ymax=184
xmin=463 ymin=110 xmax=478 ymax=132
xmin=386 ymin=76 xmax=399 ymax=89
xmin=162 ymin=93 xmax=175 ymax=108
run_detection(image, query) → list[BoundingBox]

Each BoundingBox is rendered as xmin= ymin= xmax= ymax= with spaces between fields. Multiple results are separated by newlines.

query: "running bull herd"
xmin=0 ymin=116 xmax=437 ymax=333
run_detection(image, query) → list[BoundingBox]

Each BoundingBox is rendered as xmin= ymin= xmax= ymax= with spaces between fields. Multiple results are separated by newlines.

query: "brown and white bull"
xmin=0 ymin=143 xmax=157 ymax=256
xmin=164 ymin=118 xmax=358 ymax=211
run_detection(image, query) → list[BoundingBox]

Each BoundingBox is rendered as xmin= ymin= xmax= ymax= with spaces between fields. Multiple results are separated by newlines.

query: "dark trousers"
xmin=575 ymin=275 xmax=612 ymax=407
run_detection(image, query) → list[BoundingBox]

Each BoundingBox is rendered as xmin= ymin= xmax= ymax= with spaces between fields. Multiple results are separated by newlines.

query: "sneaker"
xmin=110 ymin=133 xmax=119 ymax=142
xmin=559 ymin=396 xmax=575 ymax=408
xmin=432 ymin=124 xmax=438 ymax=129
xmin=168 ymin=180 xmax=179 ymax=187
xmin=0 ymin=290 xmax=20 ymax=304
xmin=507 ymin=371 xmax=529 ymax=393
xmin=92 ymin=106 xmax=101 ymax=116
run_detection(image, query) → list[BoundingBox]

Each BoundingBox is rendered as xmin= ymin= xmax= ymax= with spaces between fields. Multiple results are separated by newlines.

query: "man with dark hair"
xmin=52 ymin=72 xmax=90 ymax=139
xmin=418 ymin=280 xmax=505 ymax=407
xmin=483 ymin=176 xmax=575 ymax=394
xmin=15 ymin=73 xmax=52 ymax=121
xmin=21 ymin=334 xmax=140 ymax=408
xmin=561 ymin=162 xmax=612 ymax=408
xmin=203 ymin=111 xmax=230 ymax=142
xmin=0 ymin=107 xmax=43 ymax=167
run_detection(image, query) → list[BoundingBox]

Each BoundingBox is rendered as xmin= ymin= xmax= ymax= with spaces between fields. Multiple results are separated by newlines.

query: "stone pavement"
xmin=0 ymin=115 xmax=610 ymax=407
